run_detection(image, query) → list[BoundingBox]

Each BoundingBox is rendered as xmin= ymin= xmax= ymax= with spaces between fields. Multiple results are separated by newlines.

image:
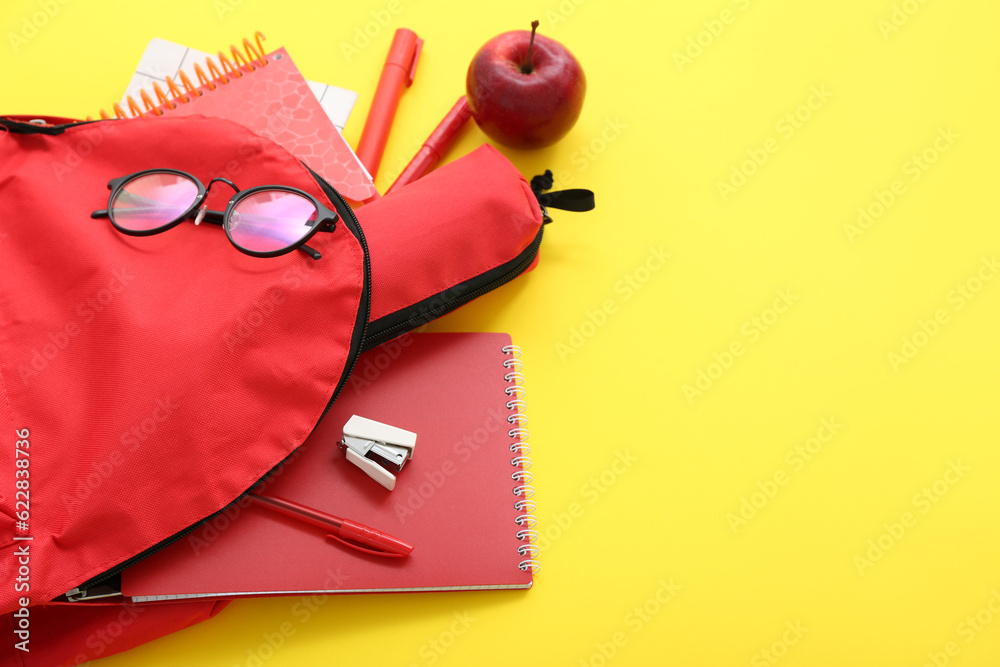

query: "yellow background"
xmin=3 ymin=0 xmax=1000 ymax=664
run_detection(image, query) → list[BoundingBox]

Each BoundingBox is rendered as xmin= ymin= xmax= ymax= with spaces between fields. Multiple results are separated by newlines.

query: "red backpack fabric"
xmin=2 ymin=598 xmax=230 ymax=666
xmin=0 ymin=113 xmax=368 ymax=610
xmin=0 ymin=112 xmax=570 ymax=665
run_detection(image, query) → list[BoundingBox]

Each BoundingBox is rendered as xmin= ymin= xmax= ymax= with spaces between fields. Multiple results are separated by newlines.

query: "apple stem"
xmin=521 ymin=20 xmax=540 ymax=74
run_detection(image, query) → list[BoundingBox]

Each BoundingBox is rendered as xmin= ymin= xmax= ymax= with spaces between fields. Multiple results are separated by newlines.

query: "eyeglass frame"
xmin=90 ymin=168 xmax=341 ymax=260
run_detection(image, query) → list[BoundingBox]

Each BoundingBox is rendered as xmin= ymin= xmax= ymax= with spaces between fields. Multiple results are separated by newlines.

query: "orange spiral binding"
xmin=165 ymin=71 xmax=199 ymax=104
xmin=151 ymin=82 xmax=174 ymax=110
xmin=216 ymin=52 xmax=242 ymax=81
xmin=90 ymin=31 xmax=268 ymax=121
xmin=138 ymin=88 xmax=162 ymax=116
xmin=192 ymin=61 xmax=218 ymax=91
xmin=242 ymin=33 xmax=269 ymax=67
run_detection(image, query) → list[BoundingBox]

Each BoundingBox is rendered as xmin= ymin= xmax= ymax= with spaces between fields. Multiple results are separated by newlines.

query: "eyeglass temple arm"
xmin=200 ymin=212 xmax=336 ymax=230
xmin=89 ymin=208 xmax=227 ymax=225
xmin=90 ymin=209 xmax=323 ymax=260
xmin=198 ymin=210 xmax=323 ymax=258
xmin=196 ymin=210 xmax=337 ymax=259
xmin=91 ymin=209 xmax=225 ymax=222
xmin=91 ymin=210 xmax=336 ymax=230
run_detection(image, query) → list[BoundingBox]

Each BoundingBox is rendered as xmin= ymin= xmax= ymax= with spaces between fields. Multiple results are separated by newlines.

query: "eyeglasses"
xmin=90 ymin=169 xmax=340 ymax=260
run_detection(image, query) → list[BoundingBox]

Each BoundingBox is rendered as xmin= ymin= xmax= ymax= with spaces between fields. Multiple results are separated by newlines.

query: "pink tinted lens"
xmin=228 ymin=190 xmax=318 ymax=254
xmin=111 ymin=172 xmax=199 ymax=231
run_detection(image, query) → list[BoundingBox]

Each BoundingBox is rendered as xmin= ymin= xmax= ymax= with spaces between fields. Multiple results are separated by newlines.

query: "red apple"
xmin=466 ymin=21 xmax=586 ymax=150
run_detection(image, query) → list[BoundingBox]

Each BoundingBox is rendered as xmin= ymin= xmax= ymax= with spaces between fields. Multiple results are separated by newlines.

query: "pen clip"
xmin=407 ymin=38 xmax=423 ymax=87
xmin=326 ymin=532 xmax=406 ymax=558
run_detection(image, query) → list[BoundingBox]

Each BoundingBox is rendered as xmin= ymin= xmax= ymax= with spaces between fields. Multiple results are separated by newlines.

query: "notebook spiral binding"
xmin=502 ymin=344 xmax=540 ymax=573
xmin=92 ymin=32 xmax=269 ymax=121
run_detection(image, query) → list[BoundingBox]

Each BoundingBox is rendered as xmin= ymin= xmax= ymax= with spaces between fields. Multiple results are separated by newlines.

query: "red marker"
xmin=356 ymin=28 xmax=423 ymax=180
xmin=249 ymin=492 xmax=413 ymax=558
xmin=386 ymin=96 xmax=473 ymax=194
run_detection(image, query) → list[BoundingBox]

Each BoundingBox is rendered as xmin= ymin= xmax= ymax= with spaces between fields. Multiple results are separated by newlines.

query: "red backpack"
xmin=0 ymin=113 xmax=591 ymax=665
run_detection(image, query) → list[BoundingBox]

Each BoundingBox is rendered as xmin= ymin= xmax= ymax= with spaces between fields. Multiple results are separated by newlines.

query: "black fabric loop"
xmin=537 ymin=189 xmax=596 ymax=213
xmin=530 ymin=169 xmax=595 ymax=223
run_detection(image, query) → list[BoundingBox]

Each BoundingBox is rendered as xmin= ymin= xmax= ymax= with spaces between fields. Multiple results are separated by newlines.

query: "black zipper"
xmin=71 ymin=167 xmax=372 ymax=595
xmin=360 ymin=225 xmax=544 ymax=351
xmin=305 ymin=165 xmax=372 ymax=425
xmin=0 ymin=117 xmax=98 ymax=135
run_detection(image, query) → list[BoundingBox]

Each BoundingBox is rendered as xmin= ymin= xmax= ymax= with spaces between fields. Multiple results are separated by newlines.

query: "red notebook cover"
xmin=131 ymin=46 xmax=378 ymax=203
xmin=122 ymin=333 xmax=535 ymax=600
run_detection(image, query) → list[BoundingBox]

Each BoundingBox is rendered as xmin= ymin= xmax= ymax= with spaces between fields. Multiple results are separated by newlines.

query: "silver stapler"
xmin=338 ymin=415 xmax=416 ymax=491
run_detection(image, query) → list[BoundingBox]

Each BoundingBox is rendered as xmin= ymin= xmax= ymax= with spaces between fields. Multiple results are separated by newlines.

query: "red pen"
xmin=386 ymin=96 xmax=473 ymax=195
xmin=356 ymin=28 xmax=423 ymax=180
xmin=249 ymin=492 xmax=413 ymax=558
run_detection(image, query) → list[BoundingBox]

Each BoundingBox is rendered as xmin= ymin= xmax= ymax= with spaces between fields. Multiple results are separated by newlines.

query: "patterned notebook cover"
xmin=141 ymin=46 xmax=377 ymax=203
xmin=122 ymin=38 xmax=359 ymax=132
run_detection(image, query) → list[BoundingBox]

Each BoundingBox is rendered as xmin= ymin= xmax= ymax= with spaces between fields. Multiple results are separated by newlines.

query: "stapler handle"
xmin=345 ymin=447 xmax=397 ymax=490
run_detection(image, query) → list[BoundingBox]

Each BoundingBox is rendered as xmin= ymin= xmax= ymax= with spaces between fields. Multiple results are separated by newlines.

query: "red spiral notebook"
xmin=122 ymin=333 xmax=536 ymax=600
xmin=97 ymin=34 xmax=378 ymax=203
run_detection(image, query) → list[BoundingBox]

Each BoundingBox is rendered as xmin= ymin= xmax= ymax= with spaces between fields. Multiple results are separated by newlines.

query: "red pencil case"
xmin=356 ymin=143 xmax=593 ymax=349
xmin=359 ymin=144 xmax=542 ymax=347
